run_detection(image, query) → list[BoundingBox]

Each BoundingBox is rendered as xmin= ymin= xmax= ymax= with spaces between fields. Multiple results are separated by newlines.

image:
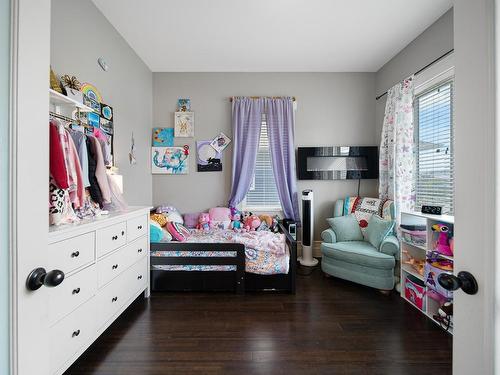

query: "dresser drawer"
xmin=127 ymin=214 xmax=148 ymax=242
xmin=96 ymin=221 xmax=127 ymax=258
xmin=49 ymin=264 xmax=97 ymax=326
xmin=50 ymin=296 xmax=96 ymax=374
xmin=48 ymin=232 xmax=95 ymax=274
xmin=97 ymin=237 xmax=147 ymax=288
xmin=130 ymin=256 xmax=148 ymax=294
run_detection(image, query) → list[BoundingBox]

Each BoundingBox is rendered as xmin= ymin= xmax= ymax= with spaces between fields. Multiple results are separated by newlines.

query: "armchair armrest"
xmin=379 ymin=235 xmax=400 ymax=259
xmin=321 ymin=228 xmax=337 ymax=244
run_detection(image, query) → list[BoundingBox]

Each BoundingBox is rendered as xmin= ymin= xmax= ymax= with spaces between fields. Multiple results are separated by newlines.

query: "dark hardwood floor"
xmin=66 ymin=266 xmax=452 ymax=375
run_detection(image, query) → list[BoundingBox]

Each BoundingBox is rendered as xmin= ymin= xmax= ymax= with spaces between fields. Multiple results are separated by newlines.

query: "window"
xmin=415 ymin=79 xmax=454 ymax=214
xmin=243 ymin=114 xmax=282 ymax=211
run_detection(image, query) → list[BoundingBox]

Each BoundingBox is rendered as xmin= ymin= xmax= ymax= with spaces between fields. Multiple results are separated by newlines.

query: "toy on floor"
xmin=432 ymin=223 xmax=453 ymax=256
xmin=197 ymin=212 xmax=211 ymax=231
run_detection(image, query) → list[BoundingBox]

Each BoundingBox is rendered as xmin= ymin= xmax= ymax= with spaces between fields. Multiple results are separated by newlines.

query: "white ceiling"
xmin=92 ymin=0 xmax=452 ymax=72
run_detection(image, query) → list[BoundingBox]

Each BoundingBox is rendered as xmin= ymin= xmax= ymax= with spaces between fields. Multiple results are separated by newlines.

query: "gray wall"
xmin=0 ymin=0 xmax=9 ymax=372
xmin=51 ymin=0 xmax=153 ymax=206
xmin=375 ymin=8 xmax=454 ymax=143
xmin=153 ymin=73 xmax=377 ymax=238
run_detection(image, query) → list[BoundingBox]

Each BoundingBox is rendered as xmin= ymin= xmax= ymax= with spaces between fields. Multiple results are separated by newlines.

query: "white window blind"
xmin=243 ymin=114 xmax=282 ymax=210
xmin=415 ymin=80 xmax=454 ymax=214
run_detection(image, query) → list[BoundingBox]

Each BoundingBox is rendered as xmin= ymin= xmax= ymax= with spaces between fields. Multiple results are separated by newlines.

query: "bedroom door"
xmin=452 ymin=1 xmax=497 ymax=374
xmin=10 ymin=0 xmax=52 ymax=374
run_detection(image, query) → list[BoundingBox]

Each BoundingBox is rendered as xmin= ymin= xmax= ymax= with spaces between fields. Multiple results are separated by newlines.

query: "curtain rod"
xmin=375 ymin=48 xmax=454 ymax=101
xmin=229 ymin=96 xmax=296 ymax=102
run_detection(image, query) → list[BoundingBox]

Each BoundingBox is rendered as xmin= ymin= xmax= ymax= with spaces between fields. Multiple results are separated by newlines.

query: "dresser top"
xmin=48 ymin=206 xmax=152 ymax=242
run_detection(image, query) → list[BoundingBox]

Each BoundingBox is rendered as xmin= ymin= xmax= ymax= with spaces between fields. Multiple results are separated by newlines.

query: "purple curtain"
xmin=228 ymin=97 xmax=264 ymax=207
xmin=265 ymin=98 xmax=301 ymax=224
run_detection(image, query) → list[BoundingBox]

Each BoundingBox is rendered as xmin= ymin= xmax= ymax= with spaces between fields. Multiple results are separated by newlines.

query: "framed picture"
xmin=174 ymin=111 xmax=194 ymax=137
xmin=151 ymin=146 xmax=189 ymax=174
xmin=210 ymin=132 xmax=231 ymax=153
xmin=100 ymin=103 xmax=113 ymax=121
xmin=197 ymin=140 xmax=222 ymax=172
xmin=177 ymin=98 xmax=191 ymax=112
xmin=87 ymin=111 xmax=100 ymax=128
xmin=152 ymin=127 xmax=174 ymax=147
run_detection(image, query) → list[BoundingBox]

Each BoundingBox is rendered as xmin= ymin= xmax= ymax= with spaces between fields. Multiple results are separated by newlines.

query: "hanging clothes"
xmin=49 ymin=120 xmax=69 ymax=189
xmin=66 ymin=130 xmax=85 ymax=209
xmin=86 ymin=136 xmax=104 ymax=207
xmin=68 ymin=128 xmax=91 ymax=188
xmin=88 ymin=135 xmax=111 ymax=204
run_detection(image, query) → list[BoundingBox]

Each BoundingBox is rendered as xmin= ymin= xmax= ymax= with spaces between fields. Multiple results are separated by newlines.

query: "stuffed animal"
xmin=259 ymin=214 xmax=273 ymax=227
xmin=244 ymin=215 xmax=261 ymax=231
xmin=150 ymin=213 xmax=168 ymax=227
xmin=230 ymin=209 xmax=243 ymax=230
xmin=197 ymin=212 xmax=211 ymax=231
xmin=156 ymin=205 xmax=183 ymax=224
xmin=432 ymin=223 xmax=453 ymax=256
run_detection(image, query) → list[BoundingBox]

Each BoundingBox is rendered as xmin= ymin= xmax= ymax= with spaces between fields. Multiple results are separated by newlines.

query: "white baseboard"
xmin=297 ymin=241 xmax=322 ymax=258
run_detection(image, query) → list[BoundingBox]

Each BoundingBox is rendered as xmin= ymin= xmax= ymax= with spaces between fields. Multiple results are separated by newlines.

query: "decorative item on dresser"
xmin=45 ymin=207 xmax=150 ymax=375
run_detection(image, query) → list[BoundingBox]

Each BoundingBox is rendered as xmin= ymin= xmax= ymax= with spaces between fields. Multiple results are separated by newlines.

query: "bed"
xmin=150 ymin=223 xmax=297 ymax=293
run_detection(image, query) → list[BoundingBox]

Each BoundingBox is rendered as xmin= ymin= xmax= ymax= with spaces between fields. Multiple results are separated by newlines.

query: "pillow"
xmin=326 ymin=214 xmax=363 ymax=242
xmin=150 ymin=221 xmax=164 ymax=243
xmin=166 ymin=222 xmax=190 ymax=242
xmin=209 ymin=207 xmax=231 ymax=229
xmin=183 ymin=212 xmax=202 ymax=229
xmin=365 ymin=214 xmax=395 ymax=249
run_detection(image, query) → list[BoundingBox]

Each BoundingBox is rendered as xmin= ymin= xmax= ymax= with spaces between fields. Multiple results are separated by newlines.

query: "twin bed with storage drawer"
xmin=47 ymin=207 xmax=150 ymax=375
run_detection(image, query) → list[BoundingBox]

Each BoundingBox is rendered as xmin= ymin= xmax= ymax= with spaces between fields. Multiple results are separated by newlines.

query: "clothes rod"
xmin=229 ymin=96 xmax=296 ymax=102
xmin=375 ymin=48 xmax=454 ymax=101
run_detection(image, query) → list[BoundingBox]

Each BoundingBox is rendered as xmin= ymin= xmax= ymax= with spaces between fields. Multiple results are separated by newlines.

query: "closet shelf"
xmin=49 ymin=89 xmax=93 ymax=112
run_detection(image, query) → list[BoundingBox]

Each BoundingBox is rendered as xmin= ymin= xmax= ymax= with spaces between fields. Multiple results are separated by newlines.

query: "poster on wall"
xmin=174 ymin=111 xmax=194 ymax=137
xmin=197 ymin=140 xmax=222 ymax=172
xmin=177 ymin=98 xmax=191 ymax=112
xmin=210 ymin=132 xmax=231 ymax=153
xmin=151 ymin=146 xmax=189 ymax=174
xmin=152 ymin=127 xmax=174 ymax=147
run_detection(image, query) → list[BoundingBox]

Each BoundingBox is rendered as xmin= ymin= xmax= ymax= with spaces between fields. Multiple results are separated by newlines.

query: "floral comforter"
xmin=151 ymin=229 xmax=289 ymax=275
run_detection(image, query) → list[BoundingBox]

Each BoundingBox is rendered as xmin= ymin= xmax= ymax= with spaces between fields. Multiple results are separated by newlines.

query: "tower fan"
xmin=298 ymin=189 xmax=318 ymax=266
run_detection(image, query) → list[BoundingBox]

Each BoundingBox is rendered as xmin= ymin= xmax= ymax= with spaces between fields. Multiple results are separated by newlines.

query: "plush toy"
xmin=156 ymin=205 xmax=183 ymax=224
xmin=244 ymin=214 xmax=261 ymax=231
xmin=150 ymin=213 xmax=168 ymax=227
xmin=271 ymin=215 xmax=280 ymax=232
xmin=259 ymin=214 xmax=273 ymax=227
xmin=150 ymin=221 xmax=165 ymax=243
xmin=241 ymin=211 xmax=253 ymax=221
xmin=256 ymin=221 xmax=269 ymax=231
xmin=432 ymin=223 xmax=453 ymax=256
xmin=197 ymin=212 xmax=211 ymax=231
xmin=230 ymin=208 xmax=243 ymax=230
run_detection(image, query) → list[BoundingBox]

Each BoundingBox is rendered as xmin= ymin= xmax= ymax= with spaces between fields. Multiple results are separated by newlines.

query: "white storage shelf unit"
xmin=400 ymin=211 xmax=454 ymax=334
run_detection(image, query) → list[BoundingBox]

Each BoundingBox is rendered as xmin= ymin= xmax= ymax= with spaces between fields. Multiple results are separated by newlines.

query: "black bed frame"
xmin=150 ymin=223 xmax=297 ymax=294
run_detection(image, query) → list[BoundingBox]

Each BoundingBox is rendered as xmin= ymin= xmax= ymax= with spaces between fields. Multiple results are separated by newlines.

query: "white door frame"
xmin=9 ymin=0 xmax=51 ymax=374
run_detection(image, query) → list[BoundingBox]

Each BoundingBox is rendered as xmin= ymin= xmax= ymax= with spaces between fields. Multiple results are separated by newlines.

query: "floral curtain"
xmin=379 ymin=76 xmax=415 ymax=221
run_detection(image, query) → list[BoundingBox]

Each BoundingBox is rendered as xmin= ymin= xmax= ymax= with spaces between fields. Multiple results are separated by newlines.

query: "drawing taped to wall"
xmin=152 ymin=127 xmax=174 ymax=147
xmin=197 ymin=140 xmax=222 ymax=172
xmin=210 ymin=132 xmax=231 ymax=153
xmin=152 ymin=146 xmax=189 ymax=174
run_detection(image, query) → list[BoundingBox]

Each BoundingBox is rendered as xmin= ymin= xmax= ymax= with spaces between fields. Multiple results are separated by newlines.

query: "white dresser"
xmin=46 ymin=207 xmax=150 ymax=375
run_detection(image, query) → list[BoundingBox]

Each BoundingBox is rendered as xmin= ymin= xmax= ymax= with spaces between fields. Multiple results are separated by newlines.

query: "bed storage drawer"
xmin=48 ymin=232 xmax=95 ymax=275
xmin=49 ymin=264 xmax=97 ymax=326
xmin=127 ymin=214 xmax=148 ymax=242
xmin=96 ymin=221 xmax=127 ymax=258
xmin=49 ymin=296 xmax=96 ymax=374
xmin=95 ymin=257 xmax=148 ymax=330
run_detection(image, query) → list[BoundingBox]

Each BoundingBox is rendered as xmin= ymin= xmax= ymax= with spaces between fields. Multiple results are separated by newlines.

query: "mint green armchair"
xmin=321 ymin=199 xmax=399 ymax=291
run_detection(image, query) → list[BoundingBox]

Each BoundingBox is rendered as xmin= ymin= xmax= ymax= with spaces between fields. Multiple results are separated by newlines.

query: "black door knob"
xmin=438 ymin=271 xmax=478 ymax=295
xmin=26 ymin=268 xmax=65 ymax=291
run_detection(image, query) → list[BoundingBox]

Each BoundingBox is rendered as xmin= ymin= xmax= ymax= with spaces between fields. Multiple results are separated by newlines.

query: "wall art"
xmin=152 ymin=146 xmax=189 ymax=174
xmin=197 ymin=140 xmax=222 ymax=172
xmin=174 ymin=111 xmax=194 ymax=137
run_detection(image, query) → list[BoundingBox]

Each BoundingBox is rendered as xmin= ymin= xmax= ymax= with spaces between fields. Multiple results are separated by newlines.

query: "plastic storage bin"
xmin=404 ymin=274 xmax=426 ymax=310
xmin=400 ymin=228 xmax=426 ymax=247
xmin=424 ymin=259 xmax=454 ymax=299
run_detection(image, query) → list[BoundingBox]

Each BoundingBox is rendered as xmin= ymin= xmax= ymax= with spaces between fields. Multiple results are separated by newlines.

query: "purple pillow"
xmin=183 ymin=212 xmax=201 ymax=229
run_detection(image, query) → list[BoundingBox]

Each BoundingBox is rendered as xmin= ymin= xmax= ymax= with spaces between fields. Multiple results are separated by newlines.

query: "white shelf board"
xmin=401 ymin=265 xmax=425 ymax=281
xmin=401 ymin=240 xmax=427 ymax=251
xmin=49 ymin=88 xmax=93 ymax=112
xmin=426 ymin=250 xmax=454 ymax=261
xmin=400 ymin=211 xmax=454 ymax=224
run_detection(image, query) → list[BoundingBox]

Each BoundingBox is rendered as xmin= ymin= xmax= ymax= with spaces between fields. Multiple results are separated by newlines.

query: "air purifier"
xmin=298 ymin=189 xmax=318 ymax=266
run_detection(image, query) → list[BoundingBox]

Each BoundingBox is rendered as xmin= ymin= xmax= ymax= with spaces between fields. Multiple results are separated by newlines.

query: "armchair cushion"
xmin=379 ymin=235 xmax=400 ymax=259
xmin=321 ymin=241 xmax=396 ymax=270
xmin=321 ymin=228 xmax=337 ymax=243
xmin=364 ymin=214 xmax=395 ymax=249
xmin=326 ymin=214 xmax=363 ymax=242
